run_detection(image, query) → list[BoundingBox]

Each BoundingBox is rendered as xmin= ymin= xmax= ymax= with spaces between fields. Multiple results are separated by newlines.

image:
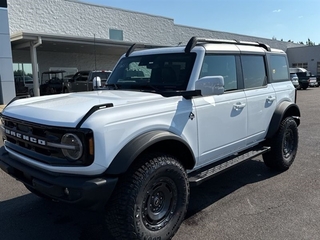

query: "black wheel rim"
xmin=283 ymin=128 xmax=295 ymax=159
xmin=141 ymin=177 xmax=178 ymax=231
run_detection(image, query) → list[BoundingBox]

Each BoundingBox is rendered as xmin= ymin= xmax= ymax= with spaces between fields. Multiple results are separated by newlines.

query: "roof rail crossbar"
xmin=185 ymin=36 xmax=271 ymax=53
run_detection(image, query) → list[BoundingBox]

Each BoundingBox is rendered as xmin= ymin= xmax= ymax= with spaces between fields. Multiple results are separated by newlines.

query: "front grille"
xmin=1 ymin=116 xmax=93 ymax=166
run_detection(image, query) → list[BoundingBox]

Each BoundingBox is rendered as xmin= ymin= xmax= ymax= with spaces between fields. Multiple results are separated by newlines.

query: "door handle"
xmin=233 ymin=102 xmax=246 ymax=110
xmin=266 ymin=96 xmax=276 ymax=103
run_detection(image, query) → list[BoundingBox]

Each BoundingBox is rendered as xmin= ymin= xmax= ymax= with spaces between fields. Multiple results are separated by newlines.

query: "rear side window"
xmin=241 ymin=55 xmax=267 ymax=89
xmin=270 ymin=55 xmax=289 ymax=82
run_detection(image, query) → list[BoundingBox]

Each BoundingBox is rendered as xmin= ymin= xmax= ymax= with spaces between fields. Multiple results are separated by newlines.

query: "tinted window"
xmin=242 ymin=55 xmax=266 ymax=88
xmin=108 ymin=53 xmax=196 ymax=91
xmin=270 ymin=55 xmax=289 ymax=81
xmin=200 ymin=55 xmax=237 ymax=91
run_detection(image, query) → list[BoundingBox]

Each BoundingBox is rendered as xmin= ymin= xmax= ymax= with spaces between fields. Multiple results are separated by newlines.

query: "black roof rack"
xmin=125 ymin=43 xmax=145 ymax=57
xmin=125 ymin=43 xmax=169 ymax=57
xmin=185 ymin=36 xmax=271 ymax=53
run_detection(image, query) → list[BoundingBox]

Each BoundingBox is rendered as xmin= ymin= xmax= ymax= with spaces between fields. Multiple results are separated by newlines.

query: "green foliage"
xmin=306 ymin=38 xmax=315 ymax=46
xmin=13 ymin=70 xmax=26 ymax=76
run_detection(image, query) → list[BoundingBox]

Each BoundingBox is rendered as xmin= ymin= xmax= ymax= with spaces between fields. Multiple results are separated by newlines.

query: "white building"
xmin=1 ymin=0 xmax=319 ymax=103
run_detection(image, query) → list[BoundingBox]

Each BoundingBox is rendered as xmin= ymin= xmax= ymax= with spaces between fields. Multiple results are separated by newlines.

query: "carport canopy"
xmin=10 ymin=32 xmax=164 ymax=96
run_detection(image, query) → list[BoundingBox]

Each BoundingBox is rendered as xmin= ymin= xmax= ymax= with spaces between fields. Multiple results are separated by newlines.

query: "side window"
xmin=242 ymin=55 xmax=267 ymax=89
xmin=73 ymin=73 xmax=81 ymax=81
xmin=200 ymin=55 xmax=237 ymax=91
xmin=270 ymin=55 xmax=289 ymax=82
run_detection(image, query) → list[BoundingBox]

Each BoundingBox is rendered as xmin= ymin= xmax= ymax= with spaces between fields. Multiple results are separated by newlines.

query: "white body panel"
xmin=193 ymin=91 xmax=247 ymax=168
xmin=1 ymin=41 xmax=298 ymax=177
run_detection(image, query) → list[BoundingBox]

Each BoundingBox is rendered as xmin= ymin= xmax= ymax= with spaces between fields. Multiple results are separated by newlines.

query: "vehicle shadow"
xmin=185 ymin=158 xmax=280 ymax=220
xmin=0 ymin=194 xmax=114 ymax=240
xmin=0 ymin=158 xmax=279 ymax=240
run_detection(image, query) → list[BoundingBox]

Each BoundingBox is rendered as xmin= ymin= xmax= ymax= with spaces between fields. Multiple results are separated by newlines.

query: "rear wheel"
xmin=263 ymin=117 xmax=298 ymax=171
xmin=105 ymin=153 xmax=189 ymax=240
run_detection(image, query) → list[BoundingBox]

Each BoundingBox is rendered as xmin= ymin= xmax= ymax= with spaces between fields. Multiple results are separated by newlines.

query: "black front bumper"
xmin=0 ymin=147 xmax=118 ymax=211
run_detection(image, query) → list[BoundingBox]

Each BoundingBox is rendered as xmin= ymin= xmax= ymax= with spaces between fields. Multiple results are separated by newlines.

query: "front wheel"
xmin=263 ymin=117 xmax=298 ymax=171
xmin=105 ymin=153 xmax=189 ymax=240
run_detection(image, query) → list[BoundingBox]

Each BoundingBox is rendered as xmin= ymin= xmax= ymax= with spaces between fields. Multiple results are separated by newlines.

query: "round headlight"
xmin=61 ymin=133 xmax=83 ymax=161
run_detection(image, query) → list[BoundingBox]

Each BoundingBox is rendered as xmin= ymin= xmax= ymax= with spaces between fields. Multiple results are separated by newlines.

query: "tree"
xmin=14 ymin=70 xmax=26 ymax=76
xmin=306 ymin=38 xmax=315 ymax=46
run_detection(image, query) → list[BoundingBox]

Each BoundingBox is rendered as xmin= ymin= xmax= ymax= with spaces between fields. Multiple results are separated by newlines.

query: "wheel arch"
xmin=105 ymin=130 xmax=196 ymax=175
xmin=266 ymin=101 xmax=300 ymax=139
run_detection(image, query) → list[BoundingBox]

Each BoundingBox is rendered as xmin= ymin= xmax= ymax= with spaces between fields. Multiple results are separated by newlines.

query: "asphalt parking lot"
xmin=0 ymin=87 xmax=320 ymax=240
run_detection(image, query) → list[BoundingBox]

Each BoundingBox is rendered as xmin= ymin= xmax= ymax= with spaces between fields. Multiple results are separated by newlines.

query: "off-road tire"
xmin=105 ymin=153 xmax=189 ymax=240
xmin=263 ymin=117 xmax=298 ymax=171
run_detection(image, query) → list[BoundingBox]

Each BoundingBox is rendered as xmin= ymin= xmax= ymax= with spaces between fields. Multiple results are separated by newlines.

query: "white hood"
xmin=2 ymin=90 xmax=164 ymax=127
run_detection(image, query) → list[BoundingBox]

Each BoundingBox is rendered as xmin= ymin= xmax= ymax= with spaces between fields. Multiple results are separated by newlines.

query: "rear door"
xmin=241 ymin=55 xmax=276 ymax=145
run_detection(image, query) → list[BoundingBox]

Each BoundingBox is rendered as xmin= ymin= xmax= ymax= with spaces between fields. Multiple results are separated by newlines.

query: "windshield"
xmin=107 ymin=53 xmax=196 ymax=91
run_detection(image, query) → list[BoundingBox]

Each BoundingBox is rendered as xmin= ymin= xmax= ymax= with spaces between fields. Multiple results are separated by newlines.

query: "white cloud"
xmin=273 ymin=9 xmax=281 ymax=13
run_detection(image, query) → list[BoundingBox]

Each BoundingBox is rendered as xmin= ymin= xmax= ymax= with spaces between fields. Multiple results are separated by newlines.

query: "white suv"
xmin=0 ymin=37 xmax=300 ymax=240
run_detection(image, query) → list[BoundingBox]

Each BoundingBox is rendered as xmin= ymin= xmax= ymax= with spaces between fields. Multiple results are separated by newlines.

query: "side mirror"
xmin=93 ymin=76 xmax=102 ymax=89
xmin=195 ymin=76 xmax=224 ymax=96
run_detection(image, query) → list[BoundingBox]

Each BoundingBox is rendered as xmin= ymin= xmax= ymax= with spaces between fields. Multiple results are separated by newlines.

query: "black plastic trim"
xmin=266 ymin=101 xmax=300 ymax=139
xmin=0 ymin=147 xmax=117 ymax=210
xmin=185 ymin=36 xmax=271 ymax=53
xmin=76 ymin=103 xmax=113 ymax=128
xmin=161 ymin=90 xmax=201 ymax=99
xmin=105 ymin=130 xmax=195 ymax=175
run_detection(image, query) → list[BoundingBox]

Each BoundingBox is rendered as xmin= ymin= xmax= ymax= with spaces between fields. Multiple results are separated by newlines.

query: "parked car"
xmin=290 ymin=73 xmax=300 ymax=89
xmin=62 ymin=70 xmax=112 ymax=93
xmin=14 ymin=75 xmax=34 ymax=96
xmin=39 ymin=70 xmax=66 ymax=95
xmin=290 ymin=68 xmax=310 ymax=90
xmin=308 ymin=74 xmax=319 ymax=87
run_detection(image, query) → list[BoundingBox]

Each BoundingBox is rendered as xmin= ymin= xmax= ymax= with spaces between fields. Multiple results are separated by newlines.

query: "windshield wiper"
xmin=138 ymin=84 xmax=160 ymax=92
xmin=104 ymin=83 xmax=119 ymax=90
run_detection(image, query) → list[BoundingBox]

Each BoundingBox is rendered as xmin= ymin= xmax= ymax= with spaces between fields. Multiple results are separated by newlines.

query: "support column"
xmin=0 ymin=0 xmax=15 ymax=104
xmin=30 ymin=37 xmax=41 ymax=97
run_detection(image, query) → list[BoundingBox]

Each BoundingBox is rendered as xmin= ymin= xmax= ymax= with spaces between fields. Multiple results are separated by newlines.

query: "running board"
xmin=188 ymin=146 xmax=270 ymax=186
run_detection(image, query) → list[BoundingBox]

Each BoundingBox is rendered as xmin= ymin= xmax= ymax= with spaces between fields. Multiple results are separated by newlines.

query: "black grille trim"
xmin=2 ymin=116 xmax=94 ymax=166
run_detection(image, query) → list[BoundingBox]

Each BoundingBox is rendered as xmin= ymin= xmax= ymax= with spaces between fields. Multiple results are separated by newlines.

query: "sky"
xmin=80 ymin=0 xmax=320 ymax=45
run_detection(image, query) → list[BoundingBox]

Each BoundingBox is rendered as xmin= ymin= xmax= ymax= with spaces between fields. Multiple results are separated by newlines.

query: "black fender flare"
xmin=105 ymin=130 xmax=196 ymax=175
xmin=266 ymin=101 xmax=300 ymax=139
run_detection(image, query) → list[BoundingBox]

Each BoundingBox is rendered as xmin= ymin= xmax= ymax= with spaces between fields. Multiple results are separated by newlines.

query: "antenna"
xmin=94 ymin=34 xmax=97 ymax=70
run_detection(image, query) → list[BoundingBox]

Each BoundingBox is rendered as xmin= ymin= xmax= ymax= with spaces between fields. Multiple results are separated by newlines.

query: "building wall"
xmin=0 ymin=1 xmax=15 ymax=104
xmin=287 ymin=45 xmax=320 ymax=75
xmin=7 ymin=0 xmax=300 ymax=51
xmin=8 ymin=0 xmax=314 ymax=82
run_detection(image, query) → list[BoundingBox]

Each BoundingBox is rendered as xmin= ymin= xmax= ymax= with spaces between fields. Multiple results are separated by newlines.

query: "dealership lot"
xmin=0 ymin=88 xmax=320 ymax=240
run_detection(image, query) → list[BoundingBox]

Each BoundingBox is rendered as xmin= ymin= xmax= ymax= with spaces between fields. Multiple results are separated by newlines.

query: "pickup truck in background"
xmin=289 ymin=67 xmax=318 ymax=89
xmin=62 ymin=70 xmax=112 ymax=93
